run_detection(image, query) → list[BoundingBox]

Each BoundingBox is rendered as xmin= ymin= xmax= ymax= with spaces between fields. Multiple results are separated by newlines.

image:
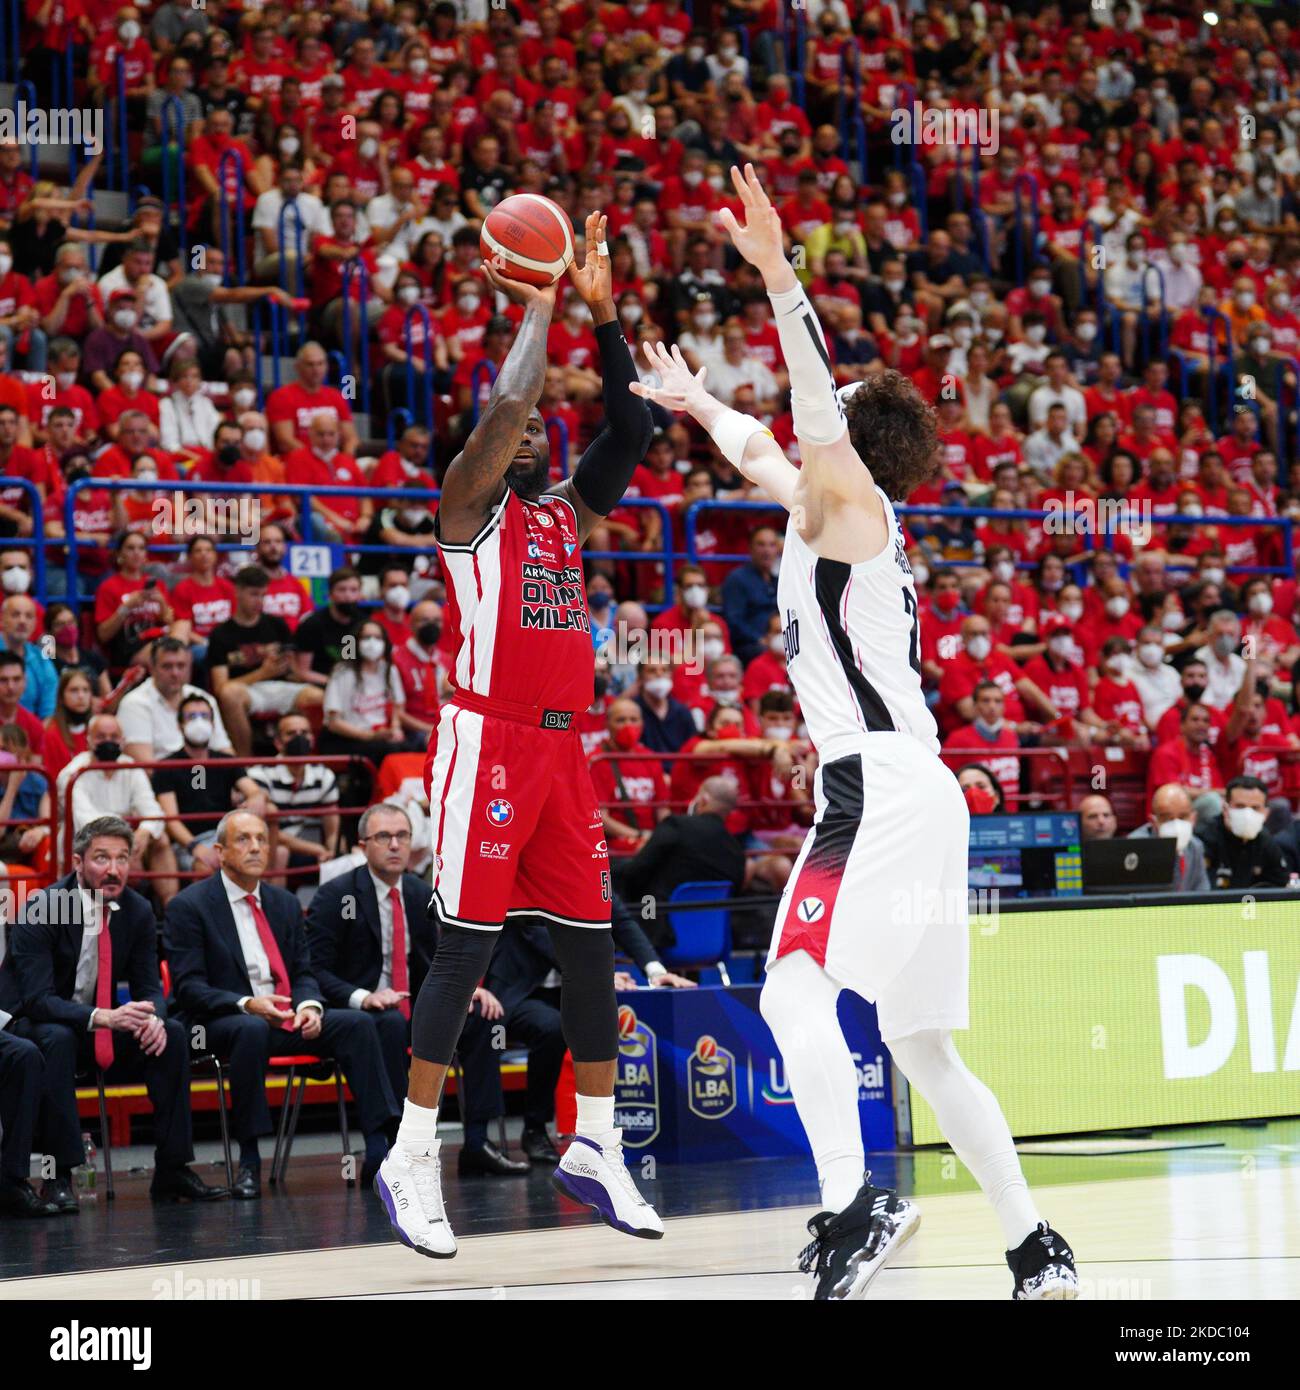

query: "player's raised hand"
xmin=567 ymin=211 xmax=612 ymax=307
xmin=718 ymin=163 xmax=789 ymax=280
xmin=630 ymin=340 xmax=710 ymax=412
xmin=481 ymin=259 xmax=559 ymax=311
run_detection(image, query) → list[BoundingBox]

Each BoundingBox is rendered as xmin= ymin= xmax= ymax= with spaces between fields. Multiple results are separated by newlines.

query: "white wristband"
xmin=709 ymin=408 xmax=773 ymax=467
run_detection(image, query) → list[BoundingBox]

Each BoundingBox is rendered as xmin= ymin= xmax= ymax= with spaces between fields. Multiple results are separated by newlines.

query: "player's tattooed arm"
xmin=633 ymin=341 xmax=800 ymax=512
xmin=437 ymin=266 xmax=558 ymax=545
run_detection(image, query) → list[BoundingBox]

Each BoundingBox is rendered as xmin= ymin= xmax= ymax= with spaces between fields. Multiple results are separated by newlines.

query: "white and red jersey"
xmin=438 ymin=489 xmax=594 ymax=712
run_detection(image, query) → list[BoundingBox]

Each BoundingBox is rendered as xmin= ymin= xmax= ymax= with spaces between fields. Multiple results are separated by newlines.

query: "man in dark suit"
xmin=486 ymin=893 xmax=692 ymax=1163
xmin=612 ymin=776 xmax=746 ymax=950
xmin=163 ymin=810 xmax=399 ymax=1198
xmin=0 ymin=1029 xmax=59 ymax=1216
xmin=307 ymin=802 xmax=527 ymax=1178
xmin=0 ymin=815 xmax=228 ymax=1211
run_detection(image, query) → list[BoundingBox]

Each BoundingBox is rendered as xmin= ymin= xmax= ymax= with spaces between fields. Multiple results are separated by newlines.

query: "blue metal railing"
xmin=469 ymin=357 xmax=499 ymax=425
xmin=402 ymin=304 xmax=436 ymax=436
xmin=0 ymin=478 xmax=47 ymax=598
xmin=217 ymin=149 xmax=248 ymax=286
xmin=1275 ymin=358 xmax=1299 ymax=485
xmin=1140 ymin=263 xmax=1169 ymax=362
xmin=1012 ymin=174 xmax=1041 ymax=287
xmin=545 ymin=416 xmax=570 ymax=478
xmin=159 ymin=95 xmax=188 ymax=249
xmin=1202 ymin=305 xmax=1234 ymax=435
xmin=2 ymin=0 xmax=18 ymax=82
xmin=339 ymin=258 xmax=372 ymax=420
xmin=11 ymin=82 xmax=39 ymax=178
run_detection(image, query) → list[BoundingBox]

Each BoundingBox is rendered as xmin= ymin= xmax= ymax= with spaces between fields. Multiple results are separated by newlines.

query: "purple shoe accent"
xmin=374 ymin=1172 xmax=413 ymax=1249
xmin=551 ymin=1168 xmax=662 ymax=1240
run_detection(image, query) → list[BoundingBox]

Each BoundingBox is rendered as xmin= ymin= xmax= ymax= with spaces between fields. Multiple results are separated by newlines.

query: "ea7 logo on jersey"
xmin=796 ymin=896 xmax=826 ymax=923
xmin=479 ymin=842 xmax=511 ymax=859
xmin=485 ymin=798 xmax=514 ymax=827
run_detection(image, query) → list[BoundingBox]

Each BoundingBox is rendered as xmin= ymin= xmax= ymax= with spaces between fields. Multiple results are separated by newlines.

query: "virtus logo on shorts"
xmin=796 ymin=896 xmax=826 ymax=923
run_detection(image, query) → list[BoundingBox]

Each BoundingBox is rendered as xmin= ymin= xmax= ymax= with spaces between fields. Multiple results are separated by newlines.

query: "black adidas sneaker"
xmin=798 ymin=1174 xmax=921 ymax=1300
xmin=1006 ymin=1223 xmax=1079 ymax=1300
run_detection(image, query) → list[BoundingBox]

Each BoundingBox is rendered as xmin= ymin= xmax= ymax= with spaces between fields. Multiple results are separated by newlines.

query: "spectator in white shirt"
xmin=706 ymin=324 xmax=780 ymax=409
xmin=251 ymin=164 xmax=327 ymax=285
xmin=1152 ymin=233 xmax=1203 ymax=312
xmin=1023 ymin=403 xmax=1081 ymax=483
xmin=56 ymin=713 xmax=179 ymax=902
xmin=1194 ymin=611 xmax=1249 ymax=710
xmin=1130 ymin=623 xmax=1184 ymax=726
xmin=118 ymin=636 xmax=233 ymax=762
xmin=97 ymin=240 xmax=173 ymax=345
xmin=159 ymin=357 xmax=221 ymax=452
xmin=1027 ymin=351 xmax=1088 ymax=433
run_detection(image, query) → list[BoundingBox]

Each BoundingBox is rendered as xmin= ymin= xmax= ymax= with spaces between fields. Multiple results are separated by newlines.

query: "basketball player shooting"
xmin=376 ymin=212 xmax=664 ymax=1255
xmin=631 ymin=166 xmax=1077 ymax=1301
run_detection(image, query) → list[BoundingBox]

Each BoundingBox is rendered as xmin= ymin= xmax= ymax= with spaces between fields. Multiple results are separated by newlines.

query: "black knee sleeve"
xmin=410 ymin=925 xmax=497 ymax=1065
xmin=547 ymin=923 xmax=617 ymax=1062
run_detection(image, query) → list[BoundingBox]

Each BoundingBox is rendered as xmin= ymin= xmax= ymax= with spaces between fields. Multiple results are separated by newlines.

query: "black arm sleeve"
xmin=570 ymin=319 xmax=655 ymax=517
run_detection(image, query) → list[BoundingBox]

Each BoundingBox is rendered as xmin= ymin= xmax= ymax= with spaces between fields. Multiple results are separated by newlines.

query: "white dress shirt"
xmin=221 ymin=873 xmax=321 ymax=1016
xmin=348 ymin=870 xmax=402 ymax=1010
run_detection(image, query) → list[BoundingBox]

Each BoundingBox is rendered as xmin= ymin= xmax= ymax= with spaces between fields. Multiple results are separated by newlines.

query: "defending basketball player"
xmin=630 ymin=166 xmax=1078 ymax=1301
xmin=375 ymin=212 xmax=664 ymax=1255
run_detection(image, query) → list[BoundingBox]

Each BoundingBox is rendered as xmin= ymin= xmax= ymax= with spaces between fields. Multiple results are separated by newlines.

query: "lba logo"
xmin=614 ymin=1005 xmax=659 ymax=1146
xmin=485 ymin=798 xmax=514 ymax=827
xmin=687 ymin=1034 xmax=735 ymax=1120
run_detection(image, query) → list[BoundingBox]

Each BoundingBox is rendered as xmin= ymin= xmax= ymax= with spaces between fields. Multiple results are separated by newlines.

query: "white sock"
xmin=575 ymin=1092 xmax=617 ymax=1144
xmin=759 ymin=951 xmax=865 ymax=1214
xmin=888 ymin=1029 xmax=1042 ymax=1249
xmin=397 ymin=1098 xmax=440 ymax=1153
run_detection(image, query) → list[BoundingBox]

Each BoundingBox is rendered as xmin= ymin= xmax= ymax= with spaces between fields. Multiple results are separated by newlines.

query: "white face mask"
xmin=120 ymin=369 xmax=144 ymax=390
xmin=1076 ymin=322 xmax=1097 ymax=342
xmin=398 ymin=285 xmax=420 ymax=306
xmin=694 ymin=311 xmax=717 ymax=330
xmin=0 ymin=254 xmax=11 ymax=277
xmin=119 ymin=19 xmax=140 ymax=41
xmin=315 ymin=446 xmax=338 ymax=463
xmin=966 ymin=634 xmax=991 ymax=661
xmin=280 ymin=137 xmax=300 ymax=157
xmin=911 ymin=564 xmax=929 ymax=587
xmin=884 ymin=278 xmax=905 ymax=294
xmin=1105 ymin=596 xmax=1130 ymax=619
xmin=683 ymin=170 xmax=704 ymax=187
xmin=113 ymin=309 xmax=136 ymax=330
xmin=1249 ymin=591 xmax=1274 ymax=616
xmin=1157 ymin=817 xmax=1193 ymax=852
xmin=233 ymin=387 xmax=256 ymax=410
xmin=457 ymin=295 xmax=481 ymax=315
xmin=762 ymin=724 xmax=793 ymax=741
xmin=953 ymin=326 xmax=973 ymax=348
xmin=360 ymin=138 xmax=379 ymax=159
xmin=1105 ymin=654 xmax=1127 ymax=676
xmin=1060 ymin=601 xmax=1084 ymax=623
xmin=1025 ymin=324 xmax=1047 ymax=344
xmin=1 ymin=566 xmax=30 ymax=594
xmin=359 ymin=636 xmax=386 ymax=661
xmin=1162 ymin=609 xmax=1185 ymax=630
xmin=243 ymin=428 xmax=267 ymax=453
xmin=183 ymin=715 xmax=214 ymax=746
xmin=643 ymin=676 xmax=672 ymax=700
xmin=385 ymin=584 xmax=411 ymax=609
xmin=1047 ymin=634 xmax=1074 ymax=658
xmin=992 ymin=560 xmax=1014 ymax=583
xmin=711 ymin=687 xmax=739 ymax=706
xmin=409 ymin=58 xmax=429 ymax=77
xmin=1137 ymin=642 xmax=1164 ymax=668
xmin=135 ymin=467 xmax=158 ymax=483
xmin=1029 ymin=280 xmax=1050 ymax=297
xmin=401 ymin=508 xmax=428 ymax=528
xmin=622 ymin=304 xmax=643 ymax=324
xmin=768 ymin=635 xmax=785 ymax=656
xmin=1236 ymin=290 xmax=1256 ymax=309
xmin=1202 ymin=567 xmax=1225 ymax=586
xmin=1169 ymin=244 xmax=1188 ymax=265
xmin=56 ymin=371 xmax=77 ymax=390
xmin=682 ymin=584 xmax=708 ymax=609
xmin=1226 ymin=805 xmax=1266 ymax=841
xmin=971 ymin=289 xmax=990 ymax=308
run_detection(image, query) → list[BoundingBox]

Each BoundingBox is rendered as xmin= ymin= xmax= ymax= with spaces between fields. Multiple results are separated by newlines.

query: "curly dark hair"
xmin=842 ymin=371 xmax=940 ymax=502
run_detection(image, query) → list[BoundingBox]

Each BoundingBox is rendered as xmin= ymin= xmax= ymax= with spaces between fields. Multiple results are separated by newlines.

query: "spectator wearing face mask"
xmin=1197 ymin=775 xmax=1291 ymax=890
xmin=247 ymin=713 xmax=341 ymax=878
xmin=678 ymin=294 xmax=727 ymax=375
xmin=118 ymin=635 xmax=233 ymax=762
xmin=1193 ymin=610 xmax=1247 ymax=710
xmin=1075 ymin=578 xmax=1144 ymax=669
xmin=56 ymin=712 xmax=179 ymax=901
xmin=633 ymin=659 xmax=696 ymax=755
xmin=284 ymin=414 xmax=372 ymax=542
xmin=743 ymin=609 xmax=794 ymax=707
xmin=391 ymin=599 xmax=444 ymax=745
xmin=155 ymin=694 xmax=265 ymax=877
xmin=1129 ymin=624 xmax=1184 ymax=727
xmin=1240 ymin=578 xmax=1300 ymax=669
xmin=589 ymin=699 xmax=671 ymax=852
xmin=938 ymin=615 xmax=1058 ymax=737
xmin=955 ymin=763 xmax=1005 ymax=816
xmin=1154 ymin=660 xmax=1229 ymax=747
xmin=1219 ymin=661 xmax=1300 ymax=798
xmin=689 ymin=653 xmax=762 ymax=736
xmin=1128 ymin=783 xmax=1210 ymax=892
xmin=83 ymin=292 xmax=161 ymax=395
xmin=651 ymin=566 xmax=732 ymax=651
xmin=321 ymin=620 xmax=422 ymax=763
xmin=942 ymin=681 xmax=1022 ymax=809
xmin=372 ymin=566 xmax=415 ymax=648
xmin=1088 ymin=638 xmax=1151 ymax=750
xmin=1022 ymin=619 xmax=1093 ymax=734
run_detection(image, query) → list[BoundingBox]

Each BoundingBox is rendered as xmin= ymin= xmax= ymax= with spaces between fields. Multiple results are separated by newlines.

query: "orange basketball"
xmin=480 ymin=194 xmax=575 ymax=286
xmin=617 ymin=1005 xmax=637 ymax=1040
xmin=697 ymin=1035 xmax=717 ymax=1062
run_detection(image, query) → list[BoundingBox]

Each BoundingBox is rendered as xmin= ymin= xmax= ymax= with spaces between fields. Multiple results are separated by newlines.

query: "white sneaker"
xmin=552 ymin=1132 xmax=664 ymax=1240
xmin=374 ymin=1141 xmax=457 ymax=1258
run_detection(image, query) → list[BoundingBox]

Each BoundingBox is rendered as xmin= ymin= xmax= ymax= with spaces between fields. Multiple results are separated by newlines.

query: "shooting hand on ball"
xmin=481 ymin=260 xmax=559 ymax=312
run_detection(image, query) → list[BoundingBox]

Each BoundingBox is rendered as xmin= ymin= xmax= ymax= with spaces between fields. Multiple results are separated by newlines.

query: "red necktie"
xmin=93 ymin=918 xmax=114 ymax=1071
xmin=245 ymin=894 xmax=295 ymax=1031
xmin=389 ymin=887 xmax=411 ymax=1020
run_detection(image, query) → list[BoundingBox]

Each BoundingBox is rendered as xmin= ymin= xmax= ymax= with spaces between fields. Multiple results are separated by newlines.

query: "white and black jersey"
xmin=778 ymin=486 xmax=939 ymax=762
xmin=246 ymin=762 xmax=340 ymax=837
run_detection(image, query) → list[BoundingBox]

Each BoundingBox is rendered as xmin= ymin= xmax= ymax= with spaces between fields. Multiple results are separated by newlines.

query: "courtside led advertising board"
xmin=907 ymin=900 xmax=1300 ymax=1144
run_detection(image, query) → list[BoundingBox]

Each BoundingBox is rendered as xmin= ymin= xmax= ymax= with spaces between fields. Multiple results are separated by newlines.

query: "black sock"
xmin=239 ymin=1141 xmax=261 ymax=1172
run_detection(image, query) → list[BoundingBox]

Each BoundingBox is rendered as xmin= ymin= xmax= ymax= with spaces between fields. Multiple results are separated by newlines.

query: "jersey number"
xmin=901 ymin=588 xmax=921 ymax=676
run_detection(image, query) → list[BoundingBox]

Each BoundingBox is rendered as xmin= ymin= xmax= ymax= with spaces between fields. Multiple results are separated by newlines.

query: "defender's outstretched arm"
xmin=631 ymin=341 xmax=799 ymax=512
xmin=718 ymin=163 xmax=876 ymax=504
xmin=437 ymin=264 xmax=557 ymax=545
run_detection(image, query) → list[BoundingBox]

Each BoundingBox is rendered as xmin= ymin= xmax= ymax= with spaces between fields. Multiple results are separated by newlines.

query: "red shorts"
xmin=425 ymin=697 xmax=612 ymax=931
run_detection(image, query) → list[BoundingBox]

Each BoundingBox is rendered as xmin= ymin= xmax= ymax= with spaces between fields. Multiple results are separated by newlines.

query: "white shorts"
xmin=245 ymin=680 xmax=307 ymax=716
xmin=766 ymin=732 xmax=970 ymax=1041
